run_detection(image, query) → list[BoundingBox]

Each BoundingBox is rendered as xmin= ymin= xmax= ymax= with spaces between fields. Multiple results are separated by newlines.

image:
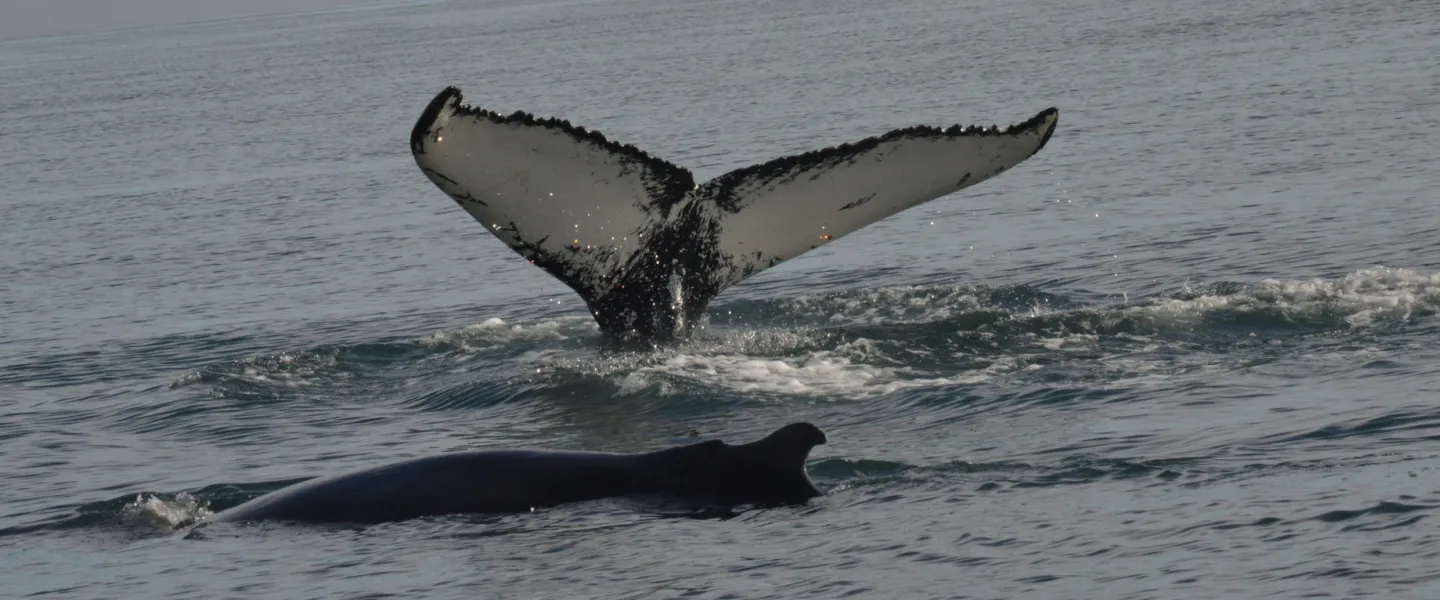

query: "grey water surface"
xmin=2 ymin=0 xmax=1439 ymax=597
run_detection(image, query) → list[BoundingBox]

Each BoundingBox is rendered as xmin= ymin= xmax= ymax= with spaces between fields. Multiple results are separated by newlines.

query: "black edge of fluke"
xmin=409 ymin=86 xmax=695 ymax=199
xmin=1031 ymin=106 xmax=1059 ymax=157
xmin=411 ymin=86 xmax=460 ymax=155
xmin=703 ymin=106 xmax=1061 ymax=212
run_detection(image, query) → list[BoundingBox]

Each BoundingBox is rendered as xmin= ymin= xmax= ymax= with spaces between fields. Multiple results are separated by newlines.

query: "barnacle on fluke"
xmin=410 ymin=86 xmax=1058 ymax=341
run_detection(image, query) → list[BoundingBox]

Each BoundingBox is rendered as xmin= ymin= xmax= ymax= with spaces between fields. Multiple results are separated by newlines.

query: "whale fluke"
xmin=410 ymin=86 xmax=1058 ymax=340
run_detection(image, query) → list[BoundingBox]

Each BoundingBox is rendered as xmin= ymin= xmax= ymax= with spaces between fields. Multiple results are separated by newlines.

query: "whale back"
xmin=646 ymin=422 xmax=827 ymax=506
xmin=210 ymin=450 xmax=652 ymax=524
xmin=209 ymin=425 xmax=828 ymax=525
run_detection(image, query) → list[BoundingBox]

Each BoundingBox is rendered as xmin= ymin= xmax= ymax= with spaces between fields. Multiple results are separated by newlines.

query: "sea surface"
xmin=2 ymin=0 xmax=1438 ymax=597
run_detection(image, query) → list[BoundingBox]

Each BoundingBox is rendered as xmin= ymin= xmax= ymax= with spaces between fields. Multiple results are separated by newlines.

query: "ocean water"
xmin=2 ymin=0 xmax=1438 ymax=597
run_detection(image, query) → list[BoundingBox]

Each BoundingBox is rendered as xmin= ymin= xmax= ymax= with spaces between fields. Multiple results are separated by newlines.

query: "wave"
xmin=14 ymin=403 xmax=1436 ymax=539
xmin=0 ymin=456 xmax=1188 ymax=537
xmin=0 ymin=491 xmax=213 ymax=538
xmin=0 ymin=479 xmax=306 ymax=539
xmin=20 ymin=454 xmax=1403 ymax=538
xmin=154 ymin=267 xmax=1436 ymax=408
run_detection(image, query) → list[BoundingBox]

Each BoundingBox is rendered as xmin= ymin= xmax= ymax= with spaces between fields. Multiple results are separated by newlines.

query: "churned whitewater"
xmin=2 ymin=0 xmax=1438 ymax=598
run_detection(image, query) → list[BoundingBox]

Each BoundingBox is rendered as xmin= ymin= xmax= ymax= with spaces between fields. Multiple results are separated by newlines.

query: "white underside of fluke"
xmin=410 ymin=87 xmax=1058 ymax=338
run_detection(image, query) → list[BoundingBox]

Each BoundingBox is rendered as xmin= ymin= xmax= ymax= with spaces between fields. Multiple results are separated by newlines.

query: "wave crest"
xmin=164 ymin=268 xmax=1436 ymax=404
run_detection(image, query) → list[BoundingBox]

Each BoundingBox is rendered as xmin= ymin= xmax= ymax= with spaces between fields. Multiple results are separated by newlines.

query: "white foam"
xmin=618 ymin=339 xmax=1020 ymax=399
xmin=1038 ymin=334 xmax=1100 ymax=351
xmin=614 ymin=371 xmax=676 ymax=396
xmin=1128 ymin=267 xmax=1438 ymax=330
xmin=241 ymin=351 xmax=342 ymax=387
xmin=777 ymin=285 xmax=990 ymax=327
xmin=170 ymin=349 xmax=345 ymax=391
xmin=119 ymin=492 xmax=212 ymax=529
xmin=418 ymin=316 xmax=597 ymax=351
xmin=763 ymin=267 xmax=1438 ymax=336
xmin=175 ymin=268 xmax=1436 ymax=401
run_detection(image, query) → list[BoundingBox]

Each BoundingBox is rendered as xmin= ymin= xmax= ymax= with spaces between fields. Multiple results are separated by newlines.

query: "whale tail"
xmin=411 ymin=87 xmax=1058 ymax=340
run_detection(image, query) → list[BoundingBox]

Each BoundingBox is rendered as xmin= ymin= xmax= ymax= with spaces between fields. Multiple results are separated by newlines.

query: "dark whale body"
xmin=210 ymin=423 xmax=826 ymax=525
xmin=410 ymin=86 xmax=1059 ymax=341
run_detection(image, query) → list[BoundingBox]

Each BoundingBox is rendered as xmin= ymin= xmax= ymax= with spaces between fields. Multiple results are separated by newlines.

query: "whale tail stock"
xmin=410 ymin=87 xmax=1058 ymax=340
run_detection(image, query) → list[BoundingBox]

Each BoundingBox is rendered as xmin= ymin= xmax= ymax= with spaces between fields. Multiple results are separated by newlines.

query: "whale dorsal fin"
xmin=645 ymin=423 xmax=828 ymax=505
xmin=411 ymin=87 xmax=1057 ymax=338
xmin=744 ymin=422 xmax=829 ymax=474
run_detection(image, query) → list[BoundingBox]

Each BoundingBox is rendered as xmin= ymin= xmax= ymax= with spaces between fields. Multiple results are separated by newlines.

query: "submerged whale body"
xmin=410 ymin=86 xmax=1058 ymax=340
xmin=210 ymin=423 xmax=827 ymax=525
